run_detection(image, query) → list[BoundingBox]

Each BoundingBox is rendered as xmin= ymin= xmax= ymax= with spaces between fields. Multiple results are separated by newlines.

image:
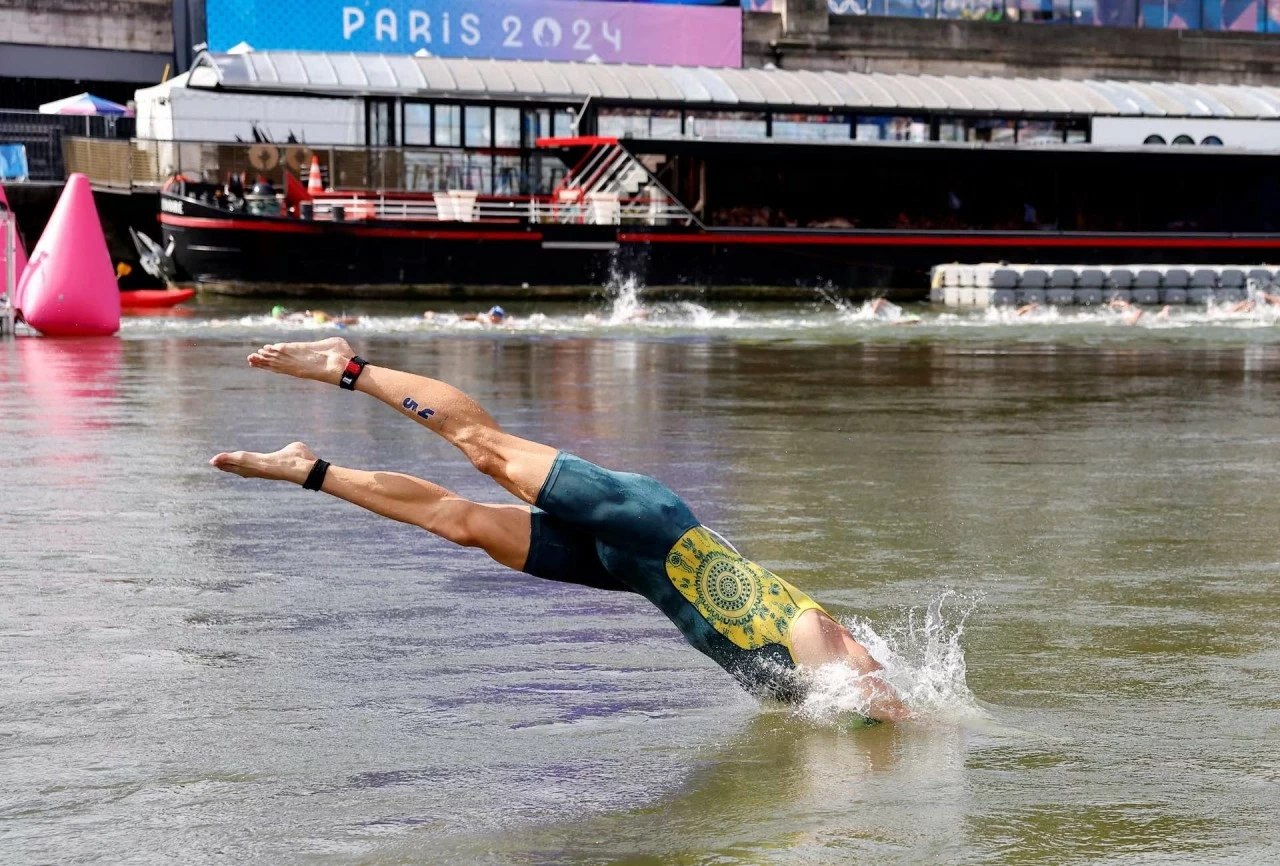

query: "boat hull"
xmin=160 ymin=199 xmax=1280 ymax=299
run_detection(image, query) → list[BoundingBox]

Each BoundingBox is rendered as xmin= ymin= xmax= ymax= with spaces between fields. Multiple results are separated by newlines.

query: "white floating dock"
xmin=929 ymin=263 xmax=1274 ymax=307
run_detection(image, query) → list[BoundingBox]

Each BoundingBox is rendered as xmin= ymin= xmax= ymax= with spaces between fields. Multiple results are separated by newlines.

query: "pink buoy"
xmin=17 ymin=173 xmax=119 ymax=337
xmin=0 ymin=181 xmax=28 ymax=304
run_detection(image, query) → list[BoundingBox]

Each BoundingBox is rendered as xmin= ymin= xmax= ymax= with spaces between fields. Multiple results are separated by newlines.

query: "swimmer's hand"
xmin=862 ymin=673 xmax=911 ymax=723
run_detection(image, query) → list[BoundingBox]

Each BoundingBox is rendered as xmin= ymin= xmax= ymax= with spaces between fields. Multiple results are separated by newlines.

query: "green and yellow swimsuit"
xmin=522 ymin=452 xmax=829 ymax=701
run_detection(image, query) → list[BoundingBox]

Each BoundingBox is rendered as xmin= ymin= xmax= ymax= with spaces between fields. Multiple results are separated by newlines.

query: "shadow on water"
xmin=389 ymin=713 xmax=975 ymax=864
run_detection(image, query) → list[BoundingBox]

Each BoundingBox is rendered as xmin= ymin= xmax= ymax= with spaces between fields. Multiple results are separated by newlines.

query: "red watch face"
xmin=345 ymin=359 xmax=362 ymax=375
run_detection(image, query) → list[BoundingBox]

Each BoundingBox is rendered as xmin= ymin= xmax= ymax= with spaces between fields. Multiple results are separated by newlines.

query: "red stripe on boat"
xmin=619 ymin=232 xmax=1280 ymax=248
xmin=161 ymin=214 xmax=542 ymax=242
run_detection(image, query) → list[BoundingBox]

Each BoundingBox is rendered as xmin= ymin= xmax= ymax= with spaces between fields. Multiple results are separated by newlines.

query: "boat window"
xmin=1172 ymin=134 xmax=1195 ymax=145
xmin=598 ymin=108 xmax=654 ymax=139
xmin=464 ymin=105 xmax=491 ymax=147
xmin=532 ymin=155 xmax=565 ymax=194
xmin=524 ymin=109 xmax=550 ymax=146
xmin=1017 ymin=119 xmax=1067 ymax=143
xmin=1066 ymin=126 xmax=1088 ymax=144
xmin=401 ymin=150 xmax=470 ymax=191
xmin=855 ymin=116 xmax=929 ymax=142
xmin=685 ymin=110 xmax=767 ymax=140
xmin=404 ymin=103 xmax=432 ymax=146
xmin=771 ymin=113 xmax=851 ymax=141
xmin=494 ymin=107 xmax=521 ymax=148
xmin=937 ymin=117 xmax=967 ymax=142
xmin=493 ymin=154 xmax=523 ymax=194
xmin=459 ymin=151 xmax=490 ymax=192
xmin=1143 ymin=134 xmax=1167 ymax=145
xmin=597 ymin=108 xmax=683 ymax=139
xmin=966 ymin=118 xmax=1016 ymax=144
xmin=552 ymin=107 xmax=577 ymax=138
xmin=435 ymin=104 xmax=461 ymax=147
xmin=404 ymin=150 xmax=444 ymax=190
xmin=650 ymin=110 xmax=682 ymax=139
xmin=368 ymin=100 xmax=395 ymax=146
xmin=1201 ymin=135 xmax=1223 ymax=145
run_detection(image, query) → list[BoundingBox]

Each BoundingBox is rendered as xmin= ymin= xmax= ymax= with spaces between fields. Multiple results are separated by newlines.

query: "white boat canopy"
xmin=188 ymin=50 xmax=1280 ymax=120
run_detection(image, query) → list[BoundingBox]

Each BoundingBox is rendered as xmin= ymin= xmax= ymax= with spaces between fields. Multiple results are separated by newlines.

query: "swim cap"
xmin=489 ymin=305 xmax=506 ymax=319
xmin=271 ymin=305 xmax=286 ymax=318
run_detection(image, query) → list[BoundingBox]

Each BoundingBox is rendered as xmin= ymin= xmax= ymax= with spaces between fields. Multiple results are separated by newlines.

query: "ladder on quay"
xmin=1 ymin=205 xmax=15 ymax=337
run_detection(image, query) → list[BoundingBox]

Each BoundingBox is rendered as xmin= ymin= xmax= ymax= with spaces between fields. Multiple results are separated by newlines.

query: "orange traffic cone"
xmin=307 ymin=155 xmax=323 ymax=194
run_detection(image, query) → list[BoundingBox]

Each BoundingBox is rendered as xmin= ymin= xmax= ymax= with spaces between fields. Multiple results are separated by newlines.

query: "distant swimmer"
xmin=868 ymin=297 xmax=919 ymax=325
xmin=1107 ymin=298 xmax=1145 ymax=326
xmin=460 ymin=305 xmax=508 ymax=325
xmin=271 ymin=305 xmax=359 ymax=327
xmin=210 ymin=338 xmax=910 ymax=723
xmin=1227 ymin=291 xmax=1280 ymax=313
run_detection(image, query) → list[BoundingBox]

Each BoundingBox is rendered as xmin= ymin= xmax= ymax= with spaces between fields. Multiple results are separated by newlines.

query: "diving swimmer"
xmin=209 ymin=338 xmax=910 ymax=723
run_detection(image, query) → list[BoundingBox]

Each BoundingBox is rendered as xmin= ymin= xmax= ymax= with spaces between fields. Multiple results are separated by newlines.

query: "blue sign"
xmin=206 ymin=0 xmax=743 ymax=66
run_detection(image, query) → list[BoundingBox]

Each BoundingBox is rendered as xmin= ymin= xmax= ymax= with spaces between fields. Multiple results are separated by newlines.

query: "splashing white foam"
xmin=595 ymin=266 xmax=745 ymax=328
xmin=794 ymin=591 xmax=984 ymax=726
xmin=604 ymin=270 xmax=647 ymax=325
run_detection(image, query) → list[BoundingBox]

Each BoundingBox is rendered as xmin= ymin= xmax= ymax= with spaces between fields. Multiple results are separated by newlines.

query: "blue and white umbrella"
xmin=38 ymin=92 xmax=134 ymax=117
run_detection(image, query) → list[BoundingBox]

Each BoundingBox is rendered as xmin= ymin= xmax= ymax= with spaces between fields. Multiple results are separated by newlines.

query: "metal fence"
xmin=827 ymin=0 xmax=1280 ymax=30
xmin=0 ymin=111 xmax=135 ymax=182
xmin=63 ymin=138 xmax=567 ymax=196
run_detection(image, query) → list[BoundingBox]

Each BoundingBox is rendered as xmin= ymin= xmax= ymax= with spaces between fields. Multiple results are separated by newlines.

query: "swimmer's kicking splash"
xmin=209 ymin=338 xmax=910 ymax=723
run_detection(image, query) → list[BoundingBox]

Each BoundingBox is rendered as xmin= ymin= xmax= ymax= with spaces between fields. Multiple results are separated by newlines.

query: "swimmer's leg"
xmin=247 ymin=339 xmax=557 ymax=504
xmin=208 ymin=441 xmax=531 ymax=569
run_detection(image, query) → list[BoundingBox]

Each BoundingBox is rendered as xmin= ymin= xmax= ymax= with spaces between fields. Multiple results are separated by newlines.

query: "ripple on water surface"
xmin=3 ymin=308 xmax=1280 ymax=864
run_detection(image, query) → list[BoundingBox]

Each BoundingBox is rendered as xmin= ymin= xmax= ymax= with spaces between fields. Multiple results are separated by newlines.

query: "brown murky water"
xmin=2 ymin=299 xmax=1279 ymax=863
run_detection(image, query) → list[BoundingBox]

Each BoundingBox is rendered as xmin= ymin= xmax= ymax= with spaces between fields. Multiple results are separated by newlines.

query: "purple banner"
xmin=207 ymin=0 xmax=743 ymax=67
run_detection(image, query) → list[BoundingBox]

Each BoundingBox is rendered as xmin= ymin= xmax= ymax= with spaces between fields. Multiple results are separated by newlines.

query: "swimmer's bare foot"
xmin=247 ymin=337 xmax=354 ymax=385
xmin=208 ymin=441 xmax=318 ymax=484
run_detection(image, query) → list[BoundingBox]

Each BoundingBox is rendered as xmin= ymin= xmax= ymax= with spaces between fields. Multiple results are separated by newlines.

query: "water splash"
xmin=119 ymin=295 xmax=1280 ymax=338
xmin=816 ymin=286 xmax=919 ymax=325
xmin=794 ymin=591 xmax=983 ymax=726
xmin=603 ymin=272 xmax=647 ymax=325
xmin=590 ymin=263 xmax=747 ymax=328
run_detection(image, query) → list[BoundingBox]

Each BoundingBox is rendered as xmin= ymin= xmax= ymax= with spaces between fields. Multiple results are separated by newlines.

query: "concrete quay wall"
xmin=745 ymin=4 xmax=1280 ymax=85
xmin=0 ymin=0 xmax=172 ymax=54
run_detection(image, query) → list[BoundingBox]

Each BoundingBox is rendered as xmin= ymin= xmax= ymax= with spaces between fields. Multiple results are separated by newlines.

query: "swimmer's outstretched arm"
xmin=791 ymin=611 xmax=911 ymax=723
xmin=246 ymin=338 xmax=558 ymax=504
xmin=208 ymin=441 xmax=531 ymax=570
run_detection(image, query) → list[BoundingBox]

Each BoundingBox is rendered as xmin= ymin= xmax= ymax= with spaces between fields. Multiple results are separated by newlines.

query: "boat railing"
xmin=64 ymin=137 xmax=630 ymax=198
xmin=305 ymin=191 xmax=694 ymax=226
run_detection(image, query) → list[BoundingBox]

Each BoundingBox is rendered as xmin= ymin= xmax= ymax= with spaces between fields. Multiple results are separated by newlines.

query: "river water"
xmin=3 ymin=294 xmax=1279 ymax=864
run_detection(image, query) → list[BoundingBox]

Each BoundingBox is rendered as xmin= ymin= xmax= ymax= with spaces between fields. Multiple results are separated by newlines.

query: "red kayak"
xmin=120 ymin=288 xmax=196 ymax=308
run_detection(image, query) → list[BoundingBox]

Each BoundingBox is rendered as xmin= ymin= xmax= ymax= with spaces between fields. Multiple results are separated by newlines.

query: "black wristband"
xmin=339 ymin=356 xmax=367 ymax=391
xmin=303 ymin=458 xmax=330 ymax=491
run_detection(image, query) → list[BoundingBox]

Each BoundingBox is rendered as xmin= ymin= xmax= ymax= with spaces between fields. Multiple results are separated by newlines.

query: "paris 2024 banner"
xmin=206 ymin=0 xmax=744 ymax=67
